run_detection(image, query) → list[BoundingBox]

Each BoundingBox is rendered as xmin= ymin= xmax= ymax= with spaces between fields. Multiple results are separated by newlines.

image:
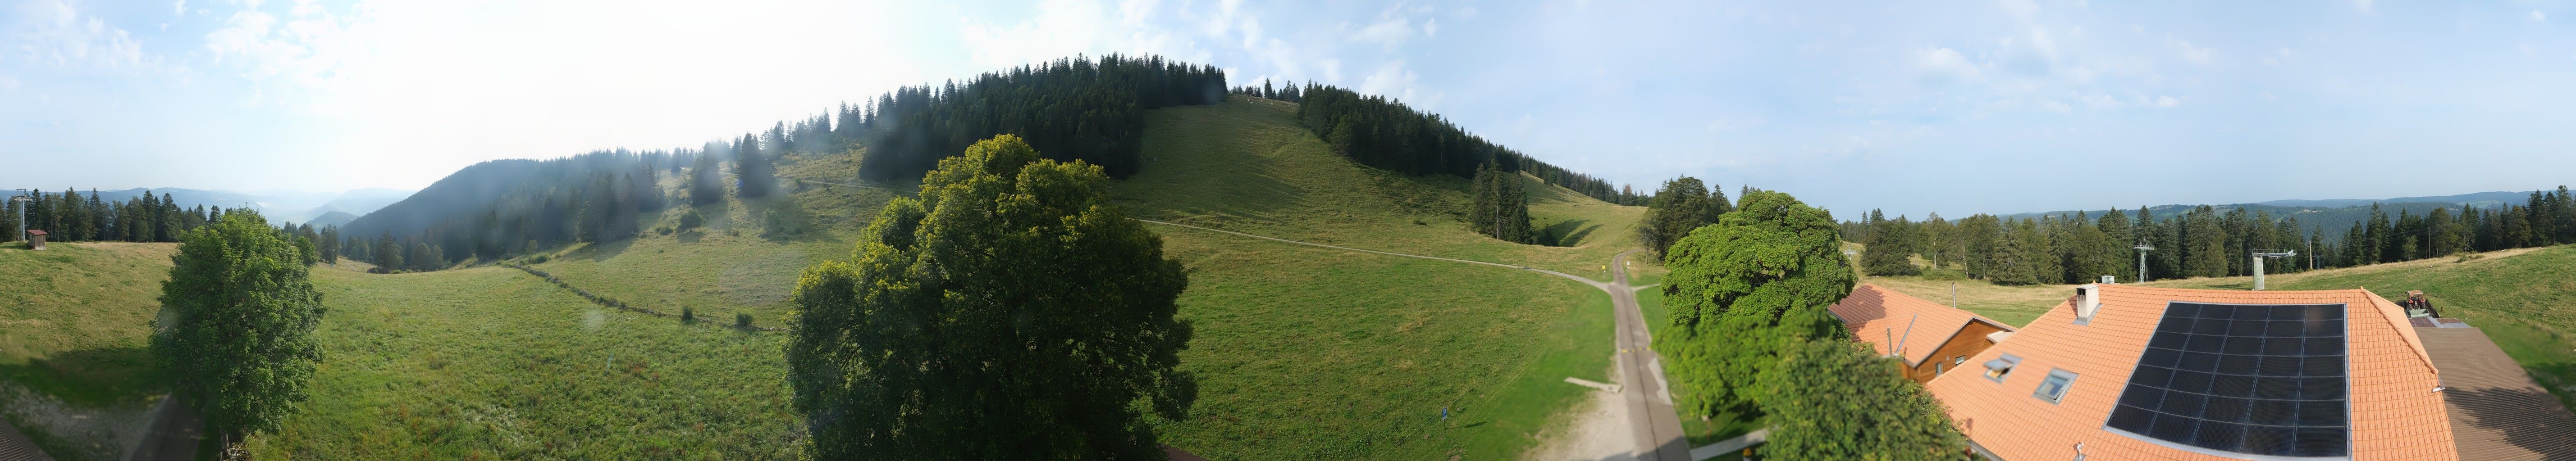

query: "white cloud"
xmin=1997 ymin=0 xmax=2038 ymax=20
xmin=1360 ymin=60 xmax=1422 ymax=104
xmin=173 ymin=0 xmax=187 ymax=16
xmin=8 ymin=0 xmax=150 ymax=69
xmin=959 ymin=0 xmax=1116 ymax=69
xmin=2155 ymin=95 xmax=2179 ymax=107
xmin=2040 ymin=99 xmax=2073 ymax=113
xmin=2532 ymin=10 xmax=2547 ymax=22
xmin=2353 ymin=0 xmax=2373 ymax=14
xmin=1351 ymin=17 xmax=1415 ymax=49
xmin=1423 ymin=18 xmax=1438 ymax=37
xmin=1915 ymin=46 xmax=1984 ymax=83
xmin=2171 ymin=38 xmax=2215 ymax=64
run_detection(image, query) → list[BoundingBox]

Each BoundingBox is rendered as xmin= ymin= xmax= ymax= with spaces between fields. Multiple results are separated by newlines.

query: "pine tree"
xmin=1859 ymin=210 xmax=1919 ymax=276
xmin=690 ymin=150 xmax=725 ymax=206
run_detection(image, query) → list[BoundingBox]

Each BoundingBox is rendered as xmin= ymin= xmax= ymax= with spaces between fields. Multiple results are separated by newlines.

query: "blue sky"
xmin=5 ymin=0 xmax=2574 ymax=216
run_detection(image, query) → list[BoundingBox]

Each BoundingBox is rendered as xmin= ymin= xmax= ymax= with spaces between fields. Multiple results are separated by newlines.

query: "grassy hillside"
xmin=503 ymin=95 xmax=1650 ymax=459
xmin=0 ymin=243 xmax=175 ymax=461
xmin=245 ymin=267 xmax=797 ymax=459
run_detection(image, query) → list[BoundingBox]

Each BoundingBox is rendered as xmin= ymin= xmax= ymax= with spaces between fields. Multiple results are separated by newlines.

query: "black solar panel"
xmin=2105 ymin=302 xmax=2348 ymax=457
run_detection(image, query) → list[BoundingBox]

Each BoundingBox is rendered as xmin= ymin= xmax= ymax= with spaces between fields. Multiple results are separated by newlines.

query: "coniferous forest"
xmin=1833 ymin=186 xmax=2576 ymax=284
xmin=5 ymin=188 xmax=223 ymax=244
xmin=1290 ymin=85 xmax=1645 ymax=205
xmin=853 ymin=55 xmax=1229 ymax=181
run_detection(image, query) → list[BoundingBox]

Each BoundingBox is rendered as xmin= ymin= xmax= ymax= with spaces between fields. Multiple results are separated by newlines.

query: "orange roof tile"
xmin=1921 ymin=284 xmax=2455 ymax=461
xmin=1830 ymin=284 xmax=2014 ymax=366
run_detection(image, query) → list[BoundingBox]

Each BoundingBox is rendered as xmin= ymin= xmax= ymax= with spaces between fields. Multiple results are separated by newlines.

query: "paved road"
xmin=775 ymin=173 xmax=1701 ymax=459
xmin=1607 ymin=252 xmax=1691 ymax=460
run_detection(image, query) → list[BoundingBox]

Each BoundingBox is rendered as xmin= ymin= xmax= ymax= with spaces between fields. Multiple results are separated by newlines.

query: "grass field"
xmin=0 ymin=242 xmax=177 ymax=461
xmin=401 ymin=95 xmax=1651 ymax=459
xmin=243 ymin=267 xmax=798 ymax=459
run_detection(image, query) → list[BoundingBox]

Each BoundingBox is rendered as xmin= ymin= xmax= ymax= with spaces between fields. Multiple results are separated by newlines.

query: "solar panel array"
xmin=2105 ymin=302 xmax=2349 ymax=458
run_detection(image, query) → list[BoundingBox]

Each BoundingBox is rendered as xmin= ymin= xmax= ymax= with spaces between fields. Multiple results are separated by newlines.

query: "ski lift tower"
xmin=10 ymin=190 xmax=29 ymax=245
xmin=2132 ymin=244 xmax=2155 ymax=283
xmin=2250 ymin=249 xmax=2298 ymax=290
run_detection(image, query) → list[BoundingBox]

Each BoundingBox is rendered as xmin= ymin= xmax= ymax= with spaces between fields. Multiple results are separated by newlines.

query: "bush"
xmin=681 ymin=307 xmax=696 ymax=324
xmin=678 ymin=210 xmax=704 ymax=232
xmin=735 ymin=312 xmax=753 ymax=329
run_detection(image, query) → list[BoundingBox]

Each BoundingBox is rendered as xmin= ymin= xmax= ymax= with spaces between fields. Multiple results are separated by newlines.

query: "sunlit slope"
xmin=524 ymin=151 xmax=903 ymax=329
xmin=247 ymin=267 xmax=796 ymax=459
xmin=0 ymin=242 xmax=177 ymax=461
xmin=1114 ymin=97 xmax=1641 ymax=459
xmin=2140 ymin=245 xmax=2576 ymax=408
xmin=514 ymin=96 xmax=1648 ymax=458
xmin=1114 ymin=95 xmax=1648 ymax=279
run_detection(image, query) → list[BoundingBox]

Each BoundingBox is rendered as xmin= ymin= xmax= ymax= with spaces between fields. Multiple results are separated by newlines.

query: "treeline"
xmin=1228 ymin=78 xmax=1307 ymax=103
xmin=1293 ymin=85 xmax=1644 ymax=205
xmin=1843 ymin=186 xmax=2576 ymax=284
xmin=340 ymin=151 xmax=674 ymax=271
xmin=854 ymin=55 xmax=1229 ymax=181
xmin=4 ymin=188 xmax=220 ymax=243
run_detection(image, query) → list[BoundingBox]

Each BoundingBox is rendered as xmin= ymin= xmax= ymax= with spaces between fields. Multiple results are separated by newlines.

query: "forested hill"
xmin=2001 ymin=188 xmax=2571 ymax=238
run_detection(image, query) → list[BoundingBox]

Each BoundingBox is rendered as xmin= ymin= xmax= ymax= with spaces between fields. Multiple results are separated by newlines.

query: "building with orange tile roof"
xmin=1919 ymin=283 xmax=2455 ymax=461
xmin=1831 ymin=284 xmax=2018 ymax=382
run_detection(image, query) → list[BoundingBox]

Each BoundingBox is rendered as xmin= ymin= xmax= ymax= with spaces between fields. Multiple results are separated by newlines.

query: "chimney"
xmin=2074 ymin=284 xmax=2103 ymax=325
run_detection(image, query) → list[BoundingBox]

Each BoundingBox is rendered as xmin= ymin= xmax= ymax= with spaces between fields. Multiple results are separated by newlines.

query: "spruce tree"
xmin=1859 ymin=210 xmax=1919 ymax=276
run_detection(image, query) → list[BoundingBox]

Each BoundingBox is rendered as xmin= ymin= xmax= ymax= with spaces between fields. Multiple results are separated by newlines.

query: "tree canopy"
xmin=1757 ymin=340 xmax=1969 ymax=461
xmin=1658 ymin=189 xmax=1854 ymax=416
xmin=786 ymin=135 xmax=1195 ymax=460
xmin=1293 ymin=84 xmax=1645 ymax=204
xmin=151 ymin=210 xmax=328 ymax=444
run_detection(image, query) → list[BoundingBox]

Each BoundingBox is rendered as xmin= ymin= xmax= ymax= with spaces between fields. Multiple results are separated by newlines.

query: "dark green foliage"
xmin=0 ymin=188 xmax=206 ymax=244
xmin=1757 ymin=340 xmax=1969 ymax=461
xmin=1468 ymin=163 xmax=1534 ymax=244
xmin=677 ymin=209 xmax=703 ymax=232
xmin=339 ymin=150 xmax=669 ymax=269
xmin=1294 ymin=85 xmax=1644 ymax=204
xmin=855 ymin=55 xmax=1229 ymax=181
xmin=1640 ymin=176 xmax=1729 ymax=260
xmin=1659 ymin=189 xmax=1854 ymax=418
xmin=150 ymin=210 xmax=327 ymax=444
xmin=690 ymin=150 xmax=725 ymax=206
xmin=787 ymin=135 xmax=1194 ymax=460
xmin=735 ymin=132 xmax=777 ymax=198
xmin=735 ymin=312 xmax=752 ymax=329
xmin=680 ymin=306 xmax=695 ymax=324
xmin=1860 ymin=209 xmax=1919 ymax=276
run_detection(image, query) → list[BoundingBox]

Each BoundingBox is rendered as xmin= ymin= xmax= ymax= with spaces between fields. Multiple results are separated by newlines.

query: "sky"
xmin=5 ymin=0 xmax=2576 ymax=217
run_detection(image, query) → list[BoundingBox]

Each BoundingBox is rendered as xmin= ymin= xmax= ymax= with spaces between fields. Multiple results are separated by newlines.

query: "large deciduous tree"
xmin=1658 ymin=189 xmax=1854 ymax=417
xmin=151 ymin=211 xmax=327 ymax=450
xmin=1757 ymin=340 xmax=1969 ymax=461
xmin=786 ymin=135 xmax=1195 ymax=460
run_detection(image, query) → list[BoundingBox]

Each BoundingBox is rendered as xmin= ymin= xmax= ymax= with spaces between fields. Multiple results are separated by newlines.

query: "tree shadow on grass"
xmin=0 ymin=346 xmax=160 ymax=407
xmin=1542 ymin=219 xmax=1599 ymax=248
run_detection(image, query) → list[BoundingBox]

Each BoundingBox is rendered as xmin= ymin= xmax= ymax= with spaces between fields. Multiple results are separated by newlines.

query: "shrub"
xmin=735 ymin=312 xmax=753 ymax=329
xmin=678 ymin=210 xmax=704 ymax=232
xmin=681 ymin=307 xmax=696 ymax=324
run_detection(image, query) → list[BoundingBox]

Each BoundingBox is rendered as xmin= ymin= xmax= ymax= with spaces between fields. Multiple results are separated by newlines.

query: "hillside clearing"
xmin=0 ymin=243 xmax=177 ymax=461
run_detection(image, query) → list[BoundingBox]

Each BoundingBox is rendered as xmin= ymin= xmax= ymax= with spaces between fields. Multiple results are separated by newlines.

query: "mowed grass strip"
xmin=246 ymin=267 xmax=796 ymax=460
xmin=1148 ymin=230 xmax=1612 ymax=460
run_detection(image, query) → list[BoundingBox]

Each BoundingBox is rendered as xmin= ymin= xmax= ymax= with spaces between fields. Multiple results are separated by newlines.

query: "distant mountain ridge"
xmin=53 ymin=187 xmax=415 ymax=226
xmin=1998 ymin=189 xmax=2560 ymax=237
